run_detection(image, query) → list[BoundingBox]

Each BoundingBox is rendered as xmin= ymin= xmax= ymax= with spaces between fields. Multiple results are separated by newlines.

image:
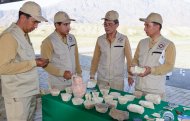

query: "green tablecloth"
xmin=42 ymin=88 xmax=190 ymax=121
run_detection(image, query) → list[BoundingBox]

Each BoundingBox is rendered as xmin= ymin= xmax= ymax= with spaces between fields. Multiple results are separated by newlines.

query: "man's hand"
xmin=128 ymin=77 xmax=134 ymax=86
xmin=90 ymin=77 xmax=95 ymax=79
xmin=129 ymin=64 xmax=137 ymax=76
xmin=63 ymin=71 xmax=72 ymax=80
xmin=138 ymin=66 xmax=151 ymax=77
xmin=35 ymin=58 xmax=49 ymax=68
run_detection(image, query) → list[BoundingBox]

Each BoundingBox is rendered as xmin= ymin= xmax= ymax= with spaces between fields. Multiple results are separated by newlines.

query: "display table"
xmin=42 ymin=88 xmax=190 ymax=121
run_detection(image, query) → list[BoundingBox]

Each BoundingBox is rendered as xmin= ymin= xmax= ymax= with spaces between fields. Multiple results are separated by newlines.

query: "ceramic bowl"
xmin=85 ymin=93 xmax=92 ymax=100
xmin=61 ymin=93 xmax=72 ymax=102
xmin=95 ymin=103 xmax=109 ymax=113
xmin=110 ymin=92 xmax=121 ymax=99
xmin=92 ymin=91 xmax=99 ymax=98
xmin=83 ymin=100 xmax=95 ymax=109
xmin=87 ymin=79 xmax=97 ymax=88
xmin=133 ymin=91 xmax=143 ymax=99
xmin=50 ymin=88 xmax=60 ymax=96
xmin=65 ymin=86 xmax=72 ymax=94
xmin=103 ymin=95 xmax=114 ymax=103
xmin=99 ymin=85 xmax=110 ymax=95
xmin=106 ymin=100 xmax=118 ymax=108
xmin=92 ymin=97 xmax=103 ymax=104
xmin=72 ymin=97 xmax=84 ymax=105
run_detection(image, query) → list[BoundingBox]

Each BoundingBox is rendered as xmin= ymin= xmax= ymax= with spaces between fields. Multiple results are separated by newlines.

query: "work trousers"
xmin=4 ymin=95 xmax=36 ymax=121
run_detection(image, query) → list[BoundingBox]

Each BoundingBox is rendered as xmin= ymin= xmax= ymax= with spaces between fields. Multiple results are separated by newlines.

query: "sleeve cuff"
xmin=77 ymin=70 xmax=82 ymax=77
xmin=31 ymin=60 xmax=37 ymax=67
xmin=151 ymin=67 xmax=156 ymax=74
xmin=128 ymin=74 xmax=133 ymax=78
xmin=90 ymin=74 xmax=95 ymax=78
xmin=59 ymin=70 xmax=65 ymax=77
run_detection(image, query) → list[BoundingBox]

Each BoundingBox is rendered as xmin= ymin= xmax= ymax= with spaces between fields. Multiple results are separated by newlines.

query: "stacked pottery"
xmin=71 ymin=75 xmax=86 ymax=98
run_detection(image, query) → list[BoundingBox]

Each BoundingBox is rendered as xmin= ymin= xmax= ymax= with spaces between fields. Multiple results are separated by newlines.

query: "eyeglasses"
xmin=62 ymin=23 xmax=71 ymax=26
xmin=103 ymin=22 xmax=115 ymax=27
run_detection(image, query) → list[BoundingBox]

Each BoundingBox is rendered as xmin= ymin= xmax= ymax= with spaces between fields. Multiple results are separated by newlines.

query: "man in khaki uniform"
xmin=0 ymin=1 xmax=48 ymax=121
xmin=90 ymin=10 xmax=133 ymax=91
xmin=41 ymin=11 xmax=82 ymax=89
xmin=129 ymin=13 xmax=176 ymax=100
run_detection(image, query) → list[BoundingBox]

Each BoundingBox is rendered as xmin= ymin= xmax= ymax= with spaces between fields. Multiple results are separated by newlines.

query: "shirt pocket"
xmin=113 ymin=45 xmax=124 ymax=53
xmin=114 ymin=45 xmax=124 ymax=47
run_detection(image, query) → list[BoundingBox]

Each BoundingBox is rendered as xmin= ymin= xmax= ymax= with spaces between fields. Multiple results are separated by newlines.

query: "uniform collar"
xmin=150 ymin=35 xmax=162 ymax=44
xmin=11 ymin=23 xmax=25 ymax=36
xmin=104 ymin=31 xmax=118 ymax=43
xmin=54 ymin=30 xmax=67 ymax=44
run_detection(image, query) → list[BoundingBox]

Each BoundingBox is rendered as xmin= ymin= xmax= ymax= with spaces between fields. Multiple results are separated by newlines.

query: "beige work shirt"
xmin=0 ymin=23 xmax=38 ymax=98
xmin=0 ymin=28 xmax=36 ymax=75
xmin=132 ymin=35 xmax=176 ymax=75
xmin=90 ymin=32 xmax=133 ymax=78
xmin=41 ymin=31 xmax=82 ymax=77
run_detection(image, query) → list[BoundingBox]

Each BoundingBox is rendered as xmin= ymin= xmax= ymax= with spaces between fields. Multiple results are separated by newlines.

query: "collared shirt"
xmin=0 ymin=23 xmax=36 ymax=75
xmin=132 ymin=35 xmax=176 ymax=75
xmin=41 ymin=31 xmax=82 ymax=76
